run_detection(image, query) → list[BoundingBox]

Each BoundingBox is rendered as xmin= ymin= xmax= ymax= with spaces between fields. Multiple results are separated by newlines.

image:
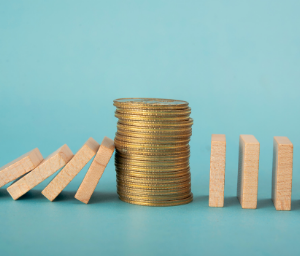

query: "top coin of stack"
xmin=113 ymin=98 xmax=193 ymax=206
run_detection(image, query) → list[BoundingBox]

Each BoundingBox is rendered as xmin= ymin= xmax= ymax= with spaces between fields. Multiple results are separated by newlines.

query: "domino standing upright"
xmin=237 ymin=135 xmax=260 ymax=209
xmin=209 ymin=134 xmax=226 ymax=207
xmin=272 ymin=136 xmax=293 ymax=211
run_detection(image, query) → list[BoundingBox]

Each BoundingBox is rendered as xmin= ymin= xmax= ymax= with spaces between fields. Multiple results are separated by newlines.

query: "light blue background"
xmin=0 ymin=1 xmax=300 ymax=255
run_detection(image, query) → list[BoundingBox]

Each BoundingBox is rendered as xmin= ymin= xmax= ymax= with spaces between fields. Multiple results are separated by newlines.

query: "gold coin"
xmin=115 ymin=155 xmax=190 ymax=164
xmin=117 ymin=179 xmax=191 ymax=187
xmin=115 ymin=114 xmax=190 ymax=123
xmin=117 ymin=118 xmax=193 ymax=127
xmin=115 ymin=164 xmax=190 ymax=172
xmin=115 ymin=107 xmax=191 ymax=115
xmin=116 ymin=169 xmax=190 ymax=177
xmin=115 ymin=153 xmax=189 ymax=162
xmin=115 ymin=145 xmax=190 ymax=154
xmin=114 ymin=140 xmax=190 ymax=149
xmin=118 ymin=194 xmax=193 ymax=206
xmin=117 ymin=180 xmax=191 ymax=189
xmin=117 ymin=189 xmax=191 ymax=198
xmin=117 ymin=192 xmax=192 ymax=201
xmin=113 ymin=98 xmax=189 ymax=109
xmin=119 ymin=194 xmax=193 ymax=202
xmin=115 ymin=159 xmax=189 ymax=168
xmin=116 ymin=131 xmax=192 ymax=140
xmin=115 ymin=152 xmax=189 ymax=158
xmin=116 ymin=174 xmax=191 ymax=183
xmin=116 ymin=148 xmax=190 ymax=156
xmin=116 ymin=130 xmax=192 ymax=138
xmin=114 ymin=139 xmax=189 ymax=148
xmin=117 ymin=186 xmax=191 ymax=194
xmin=116 ymin=162 xmax=190 ymax=169
xmin=115 ymin=135 xmax=191 ymax=144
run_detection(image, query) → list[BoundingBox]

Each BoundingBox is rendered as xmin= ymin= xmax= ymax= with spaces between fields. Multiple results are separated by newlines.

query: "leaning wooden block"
xmin=209 ymin=134 xmax=226 ymax=207
xmin=272 ymin=136 xmax=293 ymax=211
xmin=0 ymin=148 xmax=43 ymax=188
xmin=42 ymin=137 xmax=100 ymax=201
xmin=237 ymin=135 xmax=260 ymax=209
xmin=75 ymin=136 xmax=115 ymax=204
xmin=7 ymin=145 xmax=73 ymax=200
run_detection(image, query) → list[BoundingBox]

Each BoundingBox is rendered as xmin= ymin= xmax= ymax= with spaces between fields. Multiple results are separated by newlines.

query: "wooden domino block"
xmin=7 ymin=145 xmax=73 ymax=200
xmin=209 ymin=134 xmax=226 ymax=207
xmin=75 ymin=137 xmax=115 ymax=204
xmin=0 ymin=148 xmax=43 ymax=188
xmin=42 ymin=138 xmax=100 ymax=201
xmin=272 ymin=136 xmax=293 ymax=211
xmin=237 ymin=135 xmax=260 ymax=209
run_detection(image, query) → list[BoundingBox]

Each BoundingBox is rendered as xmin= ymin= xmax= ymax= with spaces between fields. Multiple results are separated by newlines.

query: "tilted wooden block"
xmin=7 ymin=145 xmax=73 ymax=200
xmin=237 ymin=135 xmax=260 ymax=209
xmin=0 ymin=148 xmax=43 ymax=188
xmin=272 ymin=136 xmax=293 ymax=211
xmin=75 ymin=136 xmax=115 ymax=204
xmin=42 ymin=137 xmax=100 ymax=201
xmin=209 ymin=134 xmax=226 ymax=207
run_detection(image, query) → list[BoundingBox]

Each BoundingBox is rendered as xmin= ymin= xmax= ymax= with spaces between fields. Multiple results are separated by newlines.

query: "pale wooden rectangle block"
xmin=209 ymin=134 xmax=226 ymax=207
xmin=75 ymin=136 xmax=115 ymax=204
xmin=0 ymin=148 xmax=43 ymax=188
xmin=237 ymin=135 xmax=260 ymax=209
xmin=42 ymin=137 xmax=100 ymax=201
xmin=7 ymin=145 xmax=73 ymax=200
xmin=272 ymin=136 xmax=293 ymax=211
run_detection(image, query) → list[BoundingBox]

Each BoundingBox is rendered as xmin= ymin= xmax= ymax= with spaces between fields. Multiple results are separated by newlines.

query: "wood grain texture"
xmin=209 ymin=134 xmax=226 ymax=207
xmin=42 ymin=137 xmax=100 ymax=201
xmin=75 ymin=136 xmax=115 ymax=204
xmin=237 ymin=135 xmax=260 ymax=209
xmin=0 ymin=148 xmax=43 ymax=188
xmin=272 ymin=136 xmax=293 ymax=211
xmin=7 ymin=145 xmax=73 ymax=200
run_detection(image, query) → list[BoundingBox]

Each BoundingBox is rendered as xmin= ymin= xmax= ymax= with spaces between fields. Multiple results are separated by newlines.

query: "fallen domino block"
xmin=272 ymin=136 xmax=293 ymax=211
xmin=209 ymin=134 xmax=226 ymax=207
xmin=42 ymin=137 xmax=100 ymax=201
xmin=7 ymin=145 xmax=73 ymax=200
xmin=75 ymin=136 xmax=115 ymax=204
xmin=0 ymin=148 xmax=43 ymax=188
xmin=237 ymin=135 xmax=260 ymax=209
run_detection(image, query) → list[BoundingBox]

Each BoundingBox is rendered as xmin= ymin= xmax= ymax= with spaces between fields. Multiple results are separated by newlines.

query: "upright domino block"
xmin=0 ymin=148 xmax=43 ymax=188
xmin=75 ymin=136 xmax=115 ymax=204
xmin=237 ymin=135 xmax=260 ymax=209
xmin=7 ymin=145 xmax=73 ymax=200
xmin=42 ymin=138 xmax=100 ymax=201
xmin=209 ymin=134 xmax=226 ymax=207
xmin=272 ymin=136 xmax=293 ymax=211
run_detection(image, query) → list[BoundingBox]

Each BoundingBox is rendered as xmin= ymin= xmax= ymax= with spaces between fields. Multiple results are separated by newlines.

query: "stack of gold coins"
xmin=113 ymin=98 xmax=193 ymax=206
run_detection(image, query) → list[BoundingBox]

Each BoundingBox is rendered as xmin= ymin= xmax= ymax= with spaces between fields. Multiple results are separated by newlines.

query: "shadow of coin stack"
xmin=113 ymin=98 xmax=193 ymax=206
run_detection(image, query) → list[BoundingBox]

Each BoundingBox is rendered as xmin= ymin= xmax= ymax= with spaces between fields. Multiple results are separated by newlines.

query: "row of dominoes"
xmin=0 ymin=137 xmax=115 ymax=204
xmin=0 ymin=134 xmax=293 ymax=208
xmin=209 ymin=134 xmax=293 ymax=210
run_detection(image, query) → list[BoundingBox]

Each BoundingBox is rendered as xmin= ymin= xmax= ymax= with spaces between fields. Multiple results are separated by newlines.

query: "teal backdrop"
xmin=0 ymin=1 xmax=300 ymax=255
